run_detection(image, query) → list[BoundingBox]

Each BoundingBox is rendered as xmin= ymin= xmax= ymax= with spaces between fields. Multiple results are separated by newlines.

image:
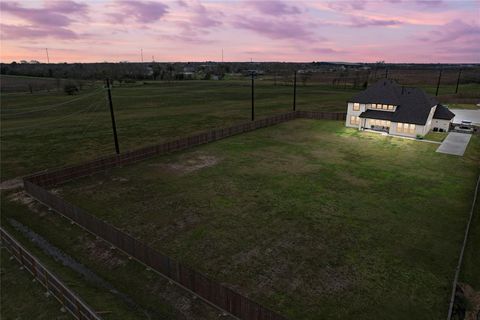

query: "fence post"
xmin=251 ymin=72 xmax=255 ymax=121
xmin=293 ymin=70 xmax=297 ymax=111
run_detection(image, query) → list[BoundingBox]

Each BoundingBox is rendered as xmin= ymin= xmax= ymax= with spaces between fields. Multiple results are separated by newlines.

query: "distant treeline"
xmin=1 ymin=61 xmax=479 ymax=81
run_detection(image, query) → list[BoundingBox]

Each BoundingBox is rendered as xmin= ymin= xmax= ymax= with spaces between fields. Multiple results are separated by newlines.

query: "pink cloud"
xmin=1 ymin=1 xmax=87 ymax=27
xmin=232 ymin=16 xmax=318 ymax=41
xmin=110 ymin=1 xmax=169 ymax=23
xmin=249 ymin=1 xmax=301 ymax=15
xmin=0 ymin=24 xmax=79 ymax=39
xmin=428 ymin=20 xmax=480 ymax=43
xmin=415 ymin=0 xmax=445 ymax=7
xmin=350 ymin=16 xmax=403 ymax=28
xmin=328 ymin=1 xmax=366 ymax=11
xmin=181 ymin=1 xmax=222 ymax=28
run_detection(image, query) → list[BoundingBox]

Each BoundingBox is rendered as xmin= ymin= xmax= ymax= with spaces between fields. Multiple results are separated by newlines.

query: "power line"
xmin=2 ymin=89 xmax=104 ymax=117
xmin=79 ymin=100 xmax=104 ymax=137
xmin=2 ymin=100 xmax=104 ymax=132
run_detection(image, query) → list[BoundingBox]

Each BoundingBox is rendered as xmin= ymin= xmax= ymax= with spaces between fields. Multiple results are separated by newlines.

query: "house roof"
xmin=433 ymin=104 xmax=455 ymax=120
xmin=350 ymin=79 xmax=439 ymax=125
xmin=359 ymin=110 xmax=394 ymax=121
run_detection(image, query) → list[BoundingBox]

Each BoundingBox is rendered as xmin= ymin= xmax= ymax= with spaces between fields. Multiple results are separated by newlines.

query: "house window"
xmin=353 ymin=103 xmax=360 ymax=111
xmin=397 ymin=123 xmax=415 ymax=134
xmin=350 ymin=116 xmax=360 ymax=125
xmin=388 ymin=105 xmax=394 ymax=110
xmin=382 ymin=104 xmax=388 ymax=110
xmin=370 ymin=119 xmax=390 ymax=127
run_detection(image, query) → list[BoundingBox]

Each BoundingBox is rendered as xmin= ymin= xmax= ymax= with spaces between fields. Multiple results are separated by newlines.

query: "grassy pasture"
xmin=1 ymin=79 xmax=358 ymax=180
xmin=0 ymin=248 xmax=72 ymax=320
xmin=2 ymin=76 xmax=479 ymax=181
xmin=55 ymin=120 xmax=480 ymax=320
xmin=0 ymin=192 xmax=226 ymax=320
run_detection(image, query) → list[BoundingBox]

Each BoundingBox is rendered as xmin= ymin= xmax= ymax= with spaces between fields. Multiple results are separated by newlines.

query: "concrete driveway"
xmin=436 ymin=132 xmax=472 ymax=156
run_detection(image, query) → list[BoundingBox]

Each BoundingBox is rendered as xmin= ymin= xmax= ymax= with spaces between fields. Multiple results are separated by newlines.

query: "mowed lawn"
xmin=57 ymin=119 xmax=480 ymax=320
xmin=0 ymin=80 xmax=357 ymax=180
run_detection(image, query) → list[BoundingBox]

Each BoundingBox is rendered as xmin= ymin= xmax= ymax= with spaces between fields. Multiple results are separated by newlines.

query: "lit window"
xmin=397 ymin=123 xmax=415 ymax=134
xmin=353 ymin=103 xmax=360 ymax=111
xmin=366 ymin=104 xmax=371 ymax=109
xmin=382 ymin=104 xmax=388 ymax=110
xmin=372 ymin=104 xmax=377 ymax=109
xmin=350 ymin=116 xmax=360 ymax=125
xmin=388 ymin=105 xmax=394 ymax=110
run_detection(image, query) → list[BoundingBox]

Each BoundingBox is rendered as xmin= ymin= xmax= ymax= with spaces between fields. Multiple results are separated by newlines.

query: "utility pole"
xmin=45 ymin=48 xmax=50 ymax=63
xmin=106 ymin=78 xmax=120 ymax=154
xmin=385 ymin=68 xmax=388 ymax=79
xmin=293 ymin=70 xmax=297 ymax=111
xmin=251 ymin=72 xmax=255 ymax=121
xmin=455 ymin=69 xmax=462 ymax=94
xmin=435 ymin=68 xmax=443 ymax=96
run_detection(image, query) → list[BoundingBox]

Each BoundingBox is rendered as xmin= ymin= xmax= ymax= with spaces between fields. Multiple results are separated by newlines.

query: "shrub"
xmin=64 ymin=83 xmax=79 ymax=95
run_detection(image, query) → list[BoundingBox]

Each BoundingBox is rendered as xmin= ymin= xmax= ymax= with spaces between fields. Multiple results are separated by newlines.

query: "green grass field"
xmin=2 ymin=78 xmax=479 ymax=180
xmin=0 ymin=248 xmax=72 ymax=320
xmin=1 ymin=80 xmax=360 ymax=180
xmin=54 ymin=119 xmax=480 ymax=320
xmin=0 ymin=192 xmax=226 ymax=320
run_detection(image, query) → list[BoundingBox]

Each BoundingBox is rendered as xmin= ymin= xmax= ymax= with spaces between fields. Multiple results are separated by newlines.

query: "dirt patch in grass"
xmin=83 ymin=237 xmax=127 ymax=269
xmin=0 ymin=178 xmax=23 ymax=190
xmin=8 ymin=191 xmax=42 ymax=214
xmin=337 ymin=171 xmax=371 ymax=187
xmin=150 ymin=152 xmax=220 ymax=175
xmin=459 ymin=283 xmax=480 ymax=320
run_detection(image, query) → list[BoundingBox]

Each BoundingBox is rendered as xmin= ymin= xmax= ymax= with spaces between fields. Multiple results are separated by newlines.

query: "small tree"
xmin=64 ymin=83 xmax=79 ymax=95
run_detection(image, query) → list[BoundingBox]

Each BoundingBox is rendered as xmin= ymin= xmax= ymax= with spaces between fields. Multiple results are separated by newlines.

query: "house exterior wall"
xmin=345 ymin=102 xmax=365 ymax=129
xmin=422 ymin=105 xmax=437 ymax=135
xmin=345 ymin=102 xmax=441 ymax=137
xmin=389 ymin=122 xmax=426 ymax=137
xmin=432 ymin=119 xmax=451 ymax=132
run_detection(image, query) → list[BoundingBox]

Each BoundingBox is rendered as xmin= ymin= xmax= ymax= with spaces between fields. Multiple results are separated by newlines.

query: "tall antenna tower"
xmin=45 ymin=48 xmax=50 ymax=63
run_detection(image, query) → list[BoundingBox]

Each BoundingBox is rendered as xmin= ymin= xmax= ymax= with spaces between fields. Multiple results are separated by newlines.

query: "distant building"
xmin=346 ymin=79 xmax=455 ymax=137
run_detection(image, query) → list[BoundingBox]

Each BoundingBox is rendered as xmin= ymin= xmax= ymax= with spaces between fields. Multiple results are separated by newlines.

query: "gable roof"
xmin=433 ymin=104 xmax=455 ymax=120
xmin=352 ymin=79 xmax=438 ymax=125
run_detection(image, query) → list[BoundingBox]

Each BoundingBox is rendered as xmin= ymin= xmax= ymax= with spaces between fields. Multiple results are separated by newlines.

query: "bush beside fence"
xmin=24 ymin=111 xmax=345 ymax=188
xmin=0 ymin=228 xmax=102 ymax=320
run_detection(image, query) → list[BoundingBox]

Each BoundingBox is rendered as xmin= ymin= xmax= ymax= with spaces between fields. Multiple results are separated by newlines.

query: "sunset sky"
xmin=1 ymin=0 xmax=479 ymax=63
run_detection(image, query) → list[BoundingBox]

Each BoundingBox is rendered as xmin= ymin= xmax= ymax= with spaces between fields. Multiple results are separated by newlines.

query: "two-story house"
xmin=346 ymin=79 xmax=455 ymax=137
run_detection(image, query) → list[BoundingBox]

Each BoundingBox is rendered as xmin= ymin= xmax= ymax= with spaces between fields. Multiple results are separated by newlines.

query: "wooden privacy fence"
xmin=25 ymin=111 xmax=346 ymax=188
xmin=22 ymin=111 xmax=346 ymax=320
xmin=23 ymin=180 xmax=287 ymax=320
xmin=0 ymin=228 xmax=102 ymax=320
